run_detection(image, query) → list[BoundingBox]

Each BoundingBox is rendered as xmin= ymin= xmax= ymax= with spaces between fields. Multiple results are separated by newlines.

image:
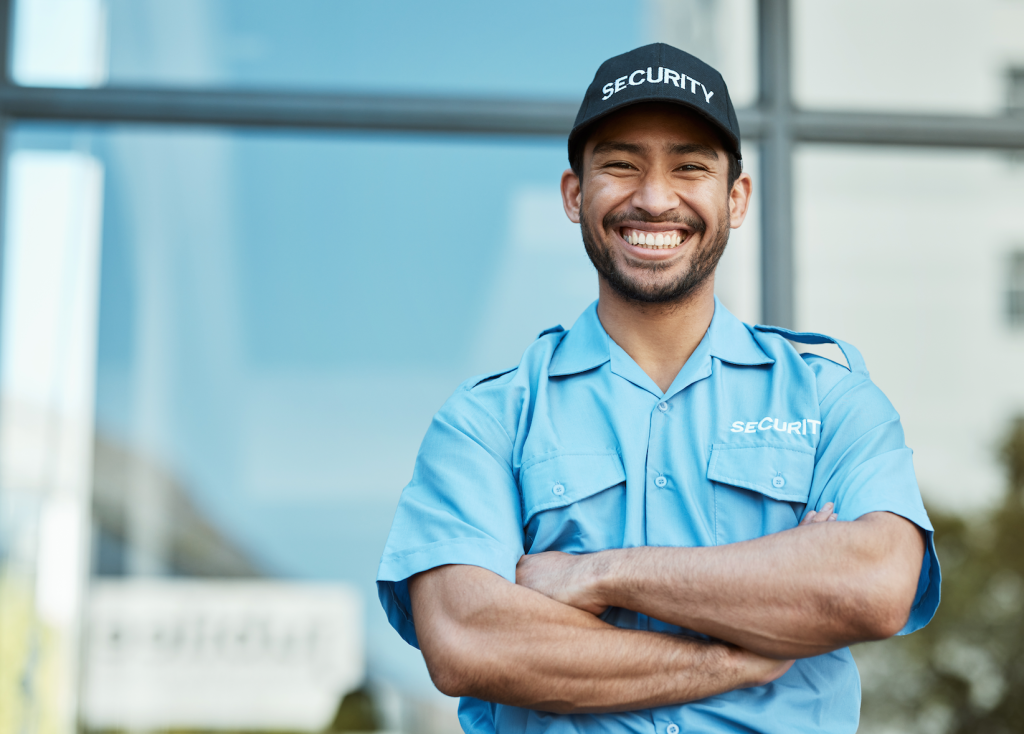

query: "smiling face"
xmin=561 ymin=103 xmax=751 ymax=305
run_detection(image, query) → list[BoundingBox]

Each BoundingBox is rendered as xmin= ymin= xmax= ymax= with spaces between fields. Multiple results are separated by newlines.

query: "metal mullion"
xmin=0 ymin=0 xmax=12 ymax=231
xmin=0 ymin=85 xmax=1021 ymax=149
xmin=0 ymin=0 xmax=9 ymax=83
xmin=793 ymin=109 xmax=1024 ymax=149
xmin=758 ymin=0 xmax=795 ymax=328
xmin=0 ymin=84 xmax=580 ymax=136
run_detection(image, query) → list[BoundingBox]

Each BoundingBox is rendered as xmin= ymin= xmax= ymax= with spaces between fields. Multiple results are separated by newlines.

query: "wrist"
xmin=725 ymin=645 xmax=794 ymax=688
xmin=584 ymin=548 xmax=623 ymax=610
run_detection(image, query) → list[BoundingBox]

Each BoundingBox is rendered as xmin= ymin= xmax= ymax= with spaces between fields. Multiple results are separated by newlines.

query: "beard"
xmin=580 ymin=204 xmax=730 ymax=304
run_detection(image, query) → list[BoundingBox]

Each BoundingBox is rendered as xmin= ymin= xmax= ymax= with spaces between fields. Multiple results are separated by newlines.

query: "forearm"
xmin=409 ymin=564 xmax=787 ymax=713
xmin=589 ymin=513 xmax=924 ymax=658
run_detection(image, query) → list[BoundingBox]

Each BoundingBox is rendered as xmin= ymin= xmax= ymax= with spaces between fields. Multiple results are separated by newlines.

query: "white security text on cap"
xmin=601 ymin=67 xmax=715 ymax=104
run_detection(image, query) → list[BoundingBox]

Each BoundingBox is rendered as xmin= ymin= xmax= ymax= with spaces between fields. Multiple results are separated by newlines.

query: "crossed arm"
xmin=408 ymin=505 xmax=925 ymax=714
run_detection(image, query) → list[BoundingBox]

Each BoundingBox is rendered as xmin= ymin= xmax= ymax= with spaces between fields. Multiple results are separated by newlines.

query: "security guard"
xmin=378 ymin=43 xmax=939 ymax=734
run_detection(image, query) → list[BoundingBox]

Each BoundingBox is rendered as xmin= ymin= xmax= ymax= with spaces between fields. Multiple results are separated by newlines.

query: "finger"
xmin=829 ymin=513 xmax=838 ymax=521
xmin=810 ymin=503 xmax=834 ymax=523
xmin=802 ymin=502 xmax=835 ymax=525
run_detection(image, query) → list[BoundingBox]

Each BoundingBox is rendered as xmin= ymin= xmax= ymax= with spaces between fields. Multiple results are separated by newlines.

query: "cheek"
xmin=687 ymin=192 xmax=727 ymax=225
xmin=585 ymin=186 xmax=634 ymax=227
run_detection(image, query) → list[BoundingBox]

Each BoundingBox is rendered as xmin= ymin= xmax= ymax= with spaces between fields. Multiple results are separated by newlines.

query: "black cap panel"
xmin=570 ymin=43 xmax=741 ymax=163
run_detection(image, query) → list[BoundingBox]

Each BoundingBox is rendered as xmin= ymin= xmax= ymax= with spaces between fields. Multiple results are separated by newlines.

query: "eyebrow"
xmin=669 ymin=143 xmax=719 ymax=160
xmin=591 ymin=141 xmax=648 ymax=157
xmin=591 ymin=140 xmax=720 ymax=160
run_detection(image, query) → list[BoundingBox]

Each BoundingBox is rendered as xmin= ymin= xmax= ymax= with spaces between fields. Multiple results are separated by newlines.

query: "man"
xmin=377 ymin=43 xmax=940 ymax=733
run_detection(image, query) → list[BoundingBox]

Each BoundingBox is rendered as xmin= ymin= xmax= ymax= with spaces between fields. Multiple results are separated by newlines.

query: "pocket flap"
xmin=707 ymin=444 xmax=813 ymax=502
xmin=521 ymin=451 xmax=625 ymax=524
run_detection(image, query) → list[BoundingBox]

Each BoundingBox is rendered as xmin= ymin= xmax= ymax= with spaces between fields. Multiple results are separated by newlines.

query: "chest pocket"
xmin=707 ymin=444 xmax=814 ymax=544
xmin=520 ymin=451 xmax=626 ymax=555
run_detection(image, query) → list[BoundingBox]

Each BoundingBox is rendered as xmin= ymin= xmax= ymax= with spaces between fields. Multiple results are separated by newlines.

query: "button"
xmin=655 ymin=476 xmax=668 ymax=488
xmin=667 ymin=725 xmax=680 ymax=734
xmin=552 ymin=483 xmax=565 ymax=495
xmin=657 ymin=401 xmax=670 ymax=412
xmin=772 ymin=475 xmax=786 ymax=488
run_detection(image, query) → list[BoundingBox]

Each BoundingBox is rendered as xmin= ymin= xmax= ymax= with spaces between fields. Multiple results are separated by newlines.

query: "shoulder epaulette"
xmin=753 ymin=324 xmax=867 ymax=375
xmin=466 ymin=366 xmax=518 ymax=390
xmin=537 ymin=324 xmax=566 ymax=338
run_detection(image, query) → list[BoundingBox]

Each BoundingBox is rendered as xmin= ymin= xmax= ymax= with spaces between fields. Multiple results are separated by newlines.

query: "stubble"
xmin=580 ymin=205 xmax=730 ymax=305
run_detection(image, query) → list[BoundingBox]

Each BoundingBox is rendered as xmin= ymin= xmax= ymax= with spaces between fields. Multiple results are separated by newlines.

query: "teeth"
xmin=625 ymin=229 xmax=685 ymax=249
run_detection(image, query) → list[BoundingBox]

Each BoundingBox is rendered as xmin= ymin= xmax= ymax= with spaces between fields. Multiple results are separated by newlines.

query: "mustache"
xmin=602 ymin=208 xmax=706 ymax=235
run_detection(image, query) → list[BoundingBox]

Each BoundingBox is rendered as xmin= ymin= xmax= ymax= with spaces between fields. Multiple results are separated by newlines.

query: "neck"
xmin=596 ymin=277 xmax=717 ymax=394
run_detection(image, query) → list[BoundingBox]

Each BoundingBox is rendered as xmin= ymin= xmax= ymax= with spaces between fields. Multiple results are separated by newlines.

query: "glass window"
xmin=0 ymin=114 xmax=762 ymax=730
xmin=10 ymin=0 xmax=759 ymax=106
xmin=795 ymin=145 xmax=1024 ymax=513
xmin=12 ymin=0 xmax=647 ymax=96
xmin=2 ymin=4 xmax=762 ymax=728
xmin=3 ymin=121 xmax=610 ymax=728
xmin=0 ymin=145 xmax=103 ymax=734
xmin=793 ymin=0 xmax=1024 ymax=115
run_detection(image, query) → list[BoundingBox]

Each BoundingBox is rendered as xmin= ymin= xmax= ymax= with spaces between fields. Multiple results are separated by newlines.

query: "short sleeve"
xmin=376 ymin=388 xmax=525 ymax=648
xmin=806 ymin=361 xmax=941 ymax=635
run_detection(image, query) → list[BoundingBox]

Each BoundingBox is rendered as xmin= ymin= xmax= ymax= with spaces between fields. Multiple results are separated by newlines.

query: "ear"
xmin=728 ymin=172 xmax=753 ymax=229
xmin=561 ymin=169 xmax=582 ymax=224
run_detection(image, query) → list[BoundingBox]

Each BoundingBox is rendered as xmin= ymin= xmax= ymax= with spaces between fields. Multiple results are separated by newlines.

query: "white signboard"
xmin=82 ymin=580 xmax=364 ymax=732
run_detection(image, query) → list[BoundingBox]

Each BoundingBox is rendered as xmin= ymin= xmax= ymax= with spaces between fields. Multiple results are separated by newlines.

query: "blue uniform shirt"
xmin=378 ymin=298 xmax=940 ymax=734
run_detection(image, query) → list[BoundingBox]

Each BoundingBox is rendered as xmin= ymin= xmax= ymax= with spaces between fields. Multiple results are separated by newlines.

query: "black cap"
xmin=569 ymin=43 xmax=742 ymax=167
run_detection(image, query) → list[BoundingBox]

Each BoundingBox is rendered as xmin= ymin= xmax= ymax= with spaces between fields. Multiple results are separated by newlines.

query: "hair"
xmin=568 ymin=128 xmax=743 ymax=193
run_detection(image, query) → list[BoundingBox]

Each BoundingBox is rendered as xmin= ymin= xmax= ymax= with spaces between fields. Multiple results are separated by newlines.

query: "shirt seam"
xmin=379 ymin=536 xmax=517 ymax=566
xmin=446 ymin=394 xmax=517 ymax=472
xmin=813 ymin=432 xmax=913 ymax=502
xmin=520 ymin=449 xmax=623 ymax=472
xmin=479 ymin=404 xmax=516 ymax=469
xmin=814 ymin=410 xmax=904 ymax=465
xmin=816 ymin=369 xmax=870 ymax=408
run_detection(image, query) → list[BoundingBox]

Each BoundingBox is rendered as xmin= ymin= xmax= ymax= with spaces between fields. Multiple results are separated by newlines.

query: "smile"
xmin=620 ymin=228 xmax=688 ymax=250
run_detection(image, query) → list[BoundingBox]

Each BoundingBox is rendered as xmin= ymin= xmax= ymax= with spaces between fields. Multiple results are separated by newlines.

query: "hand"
xmin=729 ymin=645 xmax=795 ymax=687
xmin=799 ymin=501 xmax=838 ymax=526
xmin=516 ymin=550 xmax=608 ymax=615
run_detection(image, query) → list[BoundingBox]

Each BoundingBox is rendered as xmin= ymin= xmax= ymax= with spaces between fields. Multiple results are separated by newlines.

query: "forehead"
xmin=584 ymin=102 xmax=725 ymax=156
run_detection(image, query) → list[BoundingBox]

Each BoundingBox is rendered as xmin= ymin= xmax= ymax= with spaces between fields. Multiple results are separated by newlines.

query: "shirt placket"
xmin=646 ymin=397 xmax=674 ymax=532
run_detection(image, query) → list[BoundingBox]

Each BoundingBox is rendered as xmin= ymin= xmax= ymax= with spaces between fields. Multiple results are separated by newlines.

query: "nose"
xmin=631 ymin=169 xmax=681 ymax=218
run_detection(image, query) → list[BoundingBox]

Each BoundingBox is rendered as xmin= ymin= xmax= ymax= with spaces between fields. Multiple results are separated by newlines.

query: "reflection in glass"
xmin=10 ymin=0 xmax=108 ymax=87
xmin=796 ymin=145 xmax=1024 ymax=511
xmin=0 ymin=150 xmax=104 ymax=734
xmin=8 ymin=0 xmax=760 ymax=108
xmin=794 ymin=0 xmax=1024 ymax=114
xmin=12 ymin=0 xmax=648 ymax=96
xmin=1 ymin=122 xmax=615 ymax=731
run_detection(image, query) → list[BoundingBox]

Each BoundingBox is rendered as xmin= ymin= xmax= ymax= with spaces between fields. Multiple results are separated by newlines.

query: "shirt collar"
xmin=548 ymin=301 xmax=610 ymax=377
xmin=548 ymin=296 xmax=773 ymax=379
xmin=708 ymin=297 xmax=775 ymax=367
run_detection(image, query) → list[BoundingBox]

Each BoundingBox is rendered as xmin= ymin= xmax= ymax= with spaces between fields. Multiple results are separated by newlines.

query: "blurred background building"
xmin=0 ymin=1 xmax=1022 ymax=733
